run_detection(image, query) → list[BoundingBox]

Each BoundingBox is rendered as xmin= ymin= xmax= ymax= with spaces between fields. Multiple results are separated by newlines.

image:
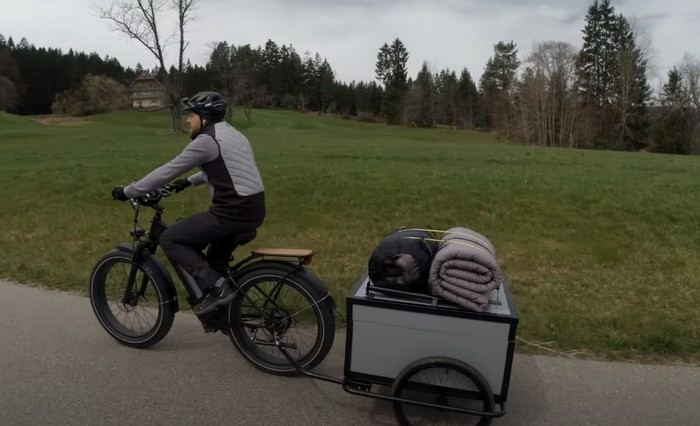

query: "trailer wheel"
xmin=392 ymin=357 xmax=495 ymax=426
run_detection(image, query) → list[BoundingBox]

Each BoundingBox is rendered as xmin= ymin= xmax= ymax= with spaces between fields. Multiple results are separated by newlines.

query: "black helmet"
xmin=183 ymin=91 xmax=226 ymax=122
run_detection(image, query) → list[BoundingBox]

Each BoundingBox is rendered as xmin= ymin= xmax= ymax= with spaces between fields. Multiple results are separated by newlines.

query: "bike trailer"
xmin=344 ymin=274 xmax=519 ymax=404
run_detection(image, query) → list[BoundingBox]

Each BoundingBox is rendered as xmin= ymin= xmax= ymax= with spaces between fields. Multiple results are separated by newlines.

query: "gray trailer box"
xmin=344 ymin=275 xmax=519 ymax=403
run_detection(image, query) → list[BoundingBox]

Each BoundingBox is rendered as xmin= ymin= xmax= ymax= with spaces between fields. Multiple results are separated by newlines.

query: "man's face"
xmin=187 ymin=113 xmax=207 ymax=138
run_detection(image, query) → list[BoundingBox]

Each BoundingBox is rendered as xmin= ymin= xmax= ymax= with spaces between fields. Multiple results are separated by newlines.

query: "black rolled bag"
xmin=367 ymin=228 xmax=438 ymax=294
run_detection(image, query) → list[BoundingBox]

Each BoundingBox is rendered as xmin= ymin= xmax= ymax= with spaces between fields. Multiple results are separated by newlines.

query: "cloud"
xmin=639 ymin=13 xmax=670 ymax=22
xmin=0 ymin=0 xmax=697 ymax=91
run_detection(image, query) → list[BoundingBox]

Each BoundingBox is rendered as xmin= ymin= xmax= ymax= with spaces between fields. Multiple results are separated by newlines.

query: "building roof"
xmin=135 ymin=71 xmax=157 ymax=81
xmin=130 ymin=71 xmax=166 ymax=93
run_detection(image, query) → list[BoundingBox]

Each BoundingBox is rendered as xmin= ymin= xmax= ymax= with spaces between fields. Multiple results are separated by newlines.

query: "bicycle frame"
xmin=121 ymin=193 xmax=314 ymax=334
xmin=121 ymin=200 xmax=205 ymax=303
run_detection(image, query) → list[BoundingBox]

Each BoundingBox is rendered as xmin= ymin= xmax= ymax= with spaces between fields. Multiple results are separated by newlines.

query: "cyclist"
xmin=111 ymin=91 xmax=266 ymax=315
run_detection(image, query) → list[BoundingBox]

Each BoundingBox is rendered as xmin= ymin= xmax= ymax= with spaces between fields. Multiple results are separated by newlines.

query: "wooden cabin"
xmin=129 ymin=71 xmax=168 ymax=110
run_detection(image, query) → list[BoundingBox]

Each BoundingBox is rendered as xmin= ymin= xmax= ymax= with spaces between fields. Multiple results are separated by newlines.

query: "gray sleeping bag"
xmin=428 ymin=227 xmax=503 ymax=312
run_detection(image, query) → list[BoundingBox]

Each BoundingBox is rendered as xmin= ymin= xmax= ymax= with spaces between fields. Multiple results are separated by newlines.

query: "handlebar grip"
xmin=139 ymin=187 xmax=172 ymax=204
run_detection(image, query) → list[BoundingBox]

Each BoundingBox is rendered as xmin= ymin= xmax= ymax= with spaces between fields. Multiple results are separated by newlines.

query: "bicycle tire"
xmin=392 ymin=356 xmax=496 ymax=426
xmin=227 ymin=265 xmax=335 ymax=376
xmin=89 ymin=249 xmax=176 ymax=348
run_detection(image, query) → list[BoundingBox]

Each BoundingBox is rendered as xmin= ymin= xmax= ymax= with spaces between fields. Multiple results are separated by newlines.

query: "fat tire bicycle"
xmin=89 ymin=185 xmax=336 ymax=376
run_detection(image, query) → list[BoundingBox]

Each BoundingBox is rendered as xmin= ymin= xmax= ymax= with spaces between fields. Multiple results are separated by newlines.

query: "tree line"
xmin=0 ymin=35 xmax=135 ymax=115
xmin=0 ymin=0 xmax=698 ymax=155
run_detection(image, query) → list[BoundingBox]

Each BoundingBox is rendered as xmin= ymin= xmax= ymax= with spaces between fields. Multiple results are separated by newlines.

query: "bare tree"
xmin=95 ymin=0 xmax=197 ymax=132
xmin=678 ymin=54 xmax=700 ymax=152
xmin=627 ymin=16 xmax=659 ymax=83
xmin=516 ymin=68 xmax=541 ymax=143
xmin=615 ymin=41 xmax=634 ymax=149
xmin=518 ymin=41 xmax=581 ymax=148
xmin=610 ymin=16 xmax=652 ymax=151
xmin=679 ymin=54 xmax=700 ymax=109
xmin=235 ymin=76 xmax=266 ymax=125
xmin=52 ymin=74 xmax=131 ymax=116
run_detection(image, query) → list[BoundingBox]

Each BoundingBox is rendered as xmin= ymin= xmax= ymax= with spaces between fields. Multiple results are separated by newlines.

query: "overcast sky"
xmin=1 ymin=0 xmax=699 ymax=89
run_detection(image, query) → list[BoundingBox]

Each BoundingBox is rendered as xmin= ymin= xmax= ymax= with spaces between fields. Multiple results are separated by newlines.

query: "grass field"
xmin=1 ymin=108 xmax=699 ymax=363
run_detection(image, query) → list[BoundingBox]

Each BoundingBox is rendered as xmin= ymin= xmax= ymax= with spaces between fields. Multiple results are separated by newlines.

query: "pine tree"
xmin=375 ymin=38 xmax=409 ymax=124
xmin=612 ymin=14 xmax=651 ymax=150
xmin=650 ymin=68 xmax=692 ymax=154
xmin=316 ymin=58 xmax=335 ymax=112
xmin=353 ymin=81 xmax=383 ymax=118
xmin=650 ymin=109 xmax=691 ymax=154
xmin=300 ymin=52 xmax=318 ymax=110
xmin=576 ymin=0 xmax=651 ymax=150
xmin=366 ymin=81 xmax=383 ymax=117
xmin=661 ymin=68 xmax=684 ymax=108
xmin=433 ymin=69 xmax=458 ymax=126
xmin=457 ymin=68 xmax=480 ymax=128
xmin=405 ymin=62 xmax=434 ymax=127
xmin=229 ymin=43 xmax=264 ymax=122
xmin=375 ymin=38 xmax=408 ymax=89
xmin=480 ymin=41 xmax=520 ymax=94
xmin=576 ymin=0 xmax=618 ymax=108
xmin=278 ymin=44 xmax=303 ymax=106
xmin=480 ymin=41 xmax=520 ymax=134
xmin=3 ymin=37 xmax=135 ymax=114
xmin=208 ymin=41 xmax=235 ymax=120
xmin=576 ymin=0 xmax=617 ymax=149
xmin=261 ymin=39 xmax=282 ymax=105
xmin=334 ymin=81 xmax=356 ymax=115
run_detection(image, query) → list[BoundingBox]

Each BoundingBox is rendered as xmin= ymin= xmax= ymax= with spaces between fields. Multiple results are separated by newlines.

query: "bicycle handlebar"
xmin=131 ymin=185 xmax=175 ymax=208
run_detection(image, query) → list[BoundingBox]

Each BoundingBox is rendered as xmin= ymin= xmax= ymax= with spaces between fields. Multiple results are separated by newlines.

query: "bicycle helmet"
xmin=183 ymin=91 xmax=226 ymax=122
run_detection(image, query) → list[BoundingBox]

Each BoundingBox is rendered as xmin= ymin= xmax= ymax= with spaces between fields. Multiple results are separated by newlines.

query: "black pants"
xmin=160 ymin=211 xmax=263 ymax=291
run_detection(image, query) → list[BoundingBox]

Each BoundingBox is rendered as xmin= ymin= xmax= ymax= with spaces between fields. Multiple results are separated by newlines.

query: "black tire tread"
xmin=89 ymin=249 xmax=175 ymax=348
xmin=227 ymin=265 xmax=335 ymax=376
xmin=392 ymin=356 xmax=496 ymax=426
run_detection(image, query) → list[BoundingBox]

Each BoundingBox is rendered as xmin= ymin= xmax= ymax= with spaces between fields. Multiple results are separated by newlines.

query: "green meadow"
xmin=1 ymin=109 xmax=699 ymax=362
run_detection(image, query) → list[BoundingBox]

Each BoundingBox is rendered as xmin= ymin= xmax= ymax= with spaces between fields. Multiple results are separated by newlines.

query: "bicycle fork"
xmin=122 ymin=243 xmax=150 ymax=306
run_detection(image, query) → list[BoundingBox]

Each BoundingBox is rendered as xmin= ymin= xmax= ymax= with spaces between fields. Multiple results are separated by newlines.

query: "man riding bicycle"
xmin=111 ymin=91 xmax=266 ymax=315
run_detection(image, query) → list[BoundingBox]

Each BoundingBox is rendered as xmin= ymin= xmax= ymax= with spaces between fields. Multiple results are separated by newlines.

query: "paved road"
xmin=1 ymin=280 xmax=698 ymax=426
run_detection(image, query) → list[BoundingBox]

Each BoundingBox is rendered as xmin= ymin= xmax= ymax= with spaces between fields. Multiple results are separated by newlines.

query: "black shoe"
xmin=193 ymin=280 xmax=235 ymax=315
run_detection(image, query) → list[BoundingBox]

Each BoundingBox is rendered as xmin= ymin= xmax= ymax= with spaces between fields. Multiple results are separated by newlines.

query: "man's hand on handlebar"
xmin=168 ymin=178 xmax=192 ymax=193
xmin=111 ymin=186 xmax=129 ymax=201
xmin=111 ymin=184 xmax=175 ymax=206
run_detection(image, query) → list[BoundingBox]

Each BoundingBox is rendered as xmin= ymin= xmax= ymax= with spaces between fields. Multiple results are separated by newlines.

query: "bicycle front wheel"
xmin=89 ymin=249 xmax=175 ymax=348
xmin=227 ymin=266 xmax=335 ymax=376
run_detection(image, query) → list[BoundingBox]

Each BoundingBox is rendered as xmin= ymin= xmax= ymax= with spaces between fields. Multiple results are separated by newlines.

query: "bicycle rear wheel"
xmin=227 ymin=265 xmax=335 ymax=376
xmin=89 ymin=249 xmax=175 ymax=348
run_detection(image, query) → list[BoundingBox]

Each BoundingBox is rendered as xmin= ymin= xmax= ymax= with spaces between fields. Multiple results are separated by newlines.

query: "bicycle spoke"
xmin=274 ymin=293 xmax=330 ymax=325
xmin=140 ymin=305 xmax=157 ymax=322
xmin=133 ymin=308 xmax=148 ymax=332
xmin=233 ymin=277 xmax=321 ymax=364
xmin=98 ymin=258 xmax=162 ymax=338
